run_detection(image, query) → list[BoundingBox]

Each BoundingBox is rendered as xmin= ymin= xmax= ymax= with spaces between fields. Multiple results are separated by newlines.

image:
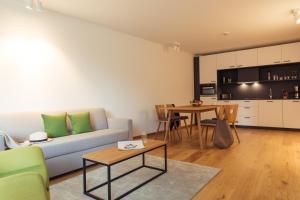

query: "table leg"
xmin=190 ymin=113 xmax=194 ymax=136
xmin=214 ymin=108 xmax=218 ymax=118
xmin=107 ymin=165 xmax=111 ymax=200
xmin=83 ymin=159 xmax=86 ymax=194
xmin=196 ymin=112 xmax=203 ymax=150
xmin=164 ymin=111 xmax=172 ymax=141
xmin=164 ymin=144 xmax=168 ymax=172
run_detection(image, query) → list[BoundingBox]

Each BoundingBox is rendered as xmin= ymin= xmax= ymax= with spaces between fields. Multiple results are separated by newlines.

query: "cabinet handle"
xmin=267 ymin=100 xmax=273 ymax=102
xmin=244 ymin=117 xmax=251 ymax=119
xmin=293 ymin=100 xmax=299 ymax=102
xmin=274 ymin=61 xmax=280 ymax=64
xmin=283 ymin=60 xmax=290 ymax=63
xmin=244 ymin=106 xmax=251 ymax=109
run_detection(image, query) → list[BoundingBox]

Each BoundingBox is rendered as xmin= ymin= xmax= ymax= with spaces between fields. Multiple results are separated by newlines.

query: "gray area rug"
xmin=50 ymin=155 xmax=220 ymax=200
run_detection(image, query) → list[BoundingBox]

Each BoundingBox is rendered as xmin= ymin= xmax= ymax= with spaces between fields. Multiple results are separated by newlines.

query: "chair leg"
xmin=233 ymin=124 xmax=240 ymax=143
xmin=183 ymin=119 xmax=190 ymax=137
xmin=174 ymin=122 xmax=182 ymax=140
xmin=155 ymin=122 xmax=161 ymax=139
xmin=211 ymin=127 xmax=216 ymax=142
xmin=205 ymin=126 xmax=209 ymax=147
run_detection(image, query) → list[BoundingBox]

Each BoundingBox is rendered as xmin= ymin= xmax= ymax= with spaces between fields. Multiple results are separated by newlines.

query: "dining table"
xmin=164 ymin=105 xmax=219 ymax=150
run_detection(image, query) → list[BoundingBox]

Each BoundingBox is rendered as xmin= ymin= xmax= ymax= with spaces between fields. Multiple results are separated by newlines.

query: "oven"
xmin=200 ymin=83 xmax=216 ymax=96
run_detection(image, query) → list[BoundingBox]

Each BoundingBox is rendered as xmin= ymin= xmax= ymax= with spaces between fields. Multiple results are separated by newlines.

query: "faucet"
xmin=269 ymin=88 xmax=272 ymax=99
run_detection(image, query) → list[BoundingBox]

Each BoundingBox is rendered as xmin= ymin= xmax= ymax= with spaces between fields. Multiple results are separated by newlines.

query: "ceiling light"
xmin=222 ymin=32 xmax=230 ymax=36
xmin=165 ymin=42 xmax=181 ymax=52
xmin=25 ymin=0 xmax=33 ymax=10
xmin=36 ymin=0 xmax=43 ymax=12
xmin=291 ymin=9 xmax=300 ymax=24
xmin=25 ymin=0 xmax=43 ymax=12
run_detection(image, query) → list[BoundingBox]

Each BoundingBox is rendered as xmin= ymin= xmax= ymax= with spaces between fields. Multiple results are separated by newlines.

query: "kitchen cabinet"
xmin=201 ymin=96 xmax=218 ymax=119
xmin=258 ymin=100 xmax=283 ymax=127
xmin=217 ymin=52 xmax=236 ymax=70
xmin=258 ymin=45 xmax=282 ymax=66
xmin=200 ymin=55 xmax=217 ymax=84
xmin=236 ymin=49 xmax=258 ymax=68
xmin=283 ymin=100 xmax=300 ymax=128
xmin=234 ymin=100 xmax=259 ymax=126
xmin=281 ymin=42 xmax=300 ymax=63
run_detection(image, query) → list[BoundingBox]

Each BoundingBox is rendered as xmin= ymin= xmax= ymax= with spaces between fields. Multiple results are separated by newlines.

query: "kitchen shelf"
xmin=259 ymin=79 xmax=300 ymax=83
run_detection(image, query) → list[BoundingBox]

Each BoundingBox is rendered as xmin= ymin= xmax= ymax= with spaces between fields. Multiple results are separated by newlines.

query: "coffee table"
xmin=82 ymin=140 xmax=167 ymax=200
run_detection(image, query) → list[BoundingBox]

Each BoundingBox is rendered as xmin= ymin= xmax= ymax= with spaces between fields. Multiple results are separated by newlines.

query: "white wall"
xmin=0 ymin=1 xmax=193 ymax=135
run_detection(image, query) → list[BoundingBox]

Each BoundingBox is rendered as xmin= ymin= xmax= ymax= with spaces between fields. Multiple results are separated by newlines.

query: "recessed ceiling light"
xmin=222 ymin=32 xmax=230 ymax=36
xmin=25 ymin=0 xmax=43 ymax=12
xmin=25 ymin=0 xmax=33 ymax=10
xmin=291 ymin=9 xmax=300 ymax=24
xmin=165 ymin=41 xmax=181 ymax=52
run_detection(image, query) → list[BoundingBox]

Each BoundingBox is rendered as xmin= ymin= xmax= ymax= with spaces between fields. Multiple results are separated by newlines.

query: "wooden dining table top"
xmin=165 ymin=105 xmax=219 ymax=112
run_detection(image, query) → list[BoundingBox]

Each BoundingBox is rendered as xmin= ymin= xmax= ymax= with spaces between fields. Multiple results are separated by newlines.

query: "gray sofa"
xmin=0 ymin=108 xmax=132 ymax=178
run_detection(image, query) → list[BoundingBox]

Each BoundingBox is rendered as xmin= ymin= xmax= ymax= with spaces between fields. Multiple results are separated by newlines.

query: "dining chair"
xmin=155 ymin=105 xmax=181 ymax=140
xmin=201 ymin=104 xmax=240 ymax=146
xmin=166 ymin=104 xmax=190 ymax=137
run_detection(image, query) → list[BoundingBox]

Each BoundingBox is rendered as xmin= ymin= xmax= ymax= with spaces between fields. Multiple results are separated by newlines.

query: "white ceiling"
xmin=42 ymin=0 xmax=300 ymax=54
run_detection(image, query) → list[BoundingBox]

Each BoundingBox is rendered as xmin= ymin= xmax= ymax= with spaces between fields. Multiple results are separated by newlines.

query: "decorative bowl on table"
xmin=190 ymin=100 xmax=203 ymax=107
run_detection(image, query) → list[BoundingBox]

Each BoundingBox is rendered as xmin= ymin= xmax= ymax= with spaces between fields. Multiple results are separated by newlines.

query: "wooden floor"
xmin=51 ymin=127 xmax=300 ymax=200
xmin=148 ymin=127 xmax=300 ymax=200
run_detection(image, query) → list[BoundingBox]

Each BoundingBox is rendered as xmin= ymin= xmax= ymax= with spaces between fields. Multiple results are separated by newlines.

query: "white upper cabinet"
xmin=236 ymin=49 xmax=258 ymax=68
xmin=200 ymin=55 xmax=217 ymax=84
xmin=281 ymin=42 xmax=300 ymax=63
xmin=258 ymin=45 xmax=282 ymax=66
xmin=217 ymin=52 xmax=236 ymax=70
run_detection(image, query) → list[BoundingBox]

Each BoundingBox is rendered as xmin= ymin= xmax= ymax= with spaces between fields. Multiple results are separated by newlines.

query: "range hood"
xmin=237 ymin=67 xmax=259 ymax=83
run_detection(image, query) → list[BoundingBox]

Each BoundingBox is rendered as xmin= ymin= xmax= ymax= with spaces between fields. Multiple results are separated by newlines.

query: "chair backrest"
xmin=155 ymin=105 xmax=167 ymax=121
xmin=218 ymin=104 xmax=239 ymax=124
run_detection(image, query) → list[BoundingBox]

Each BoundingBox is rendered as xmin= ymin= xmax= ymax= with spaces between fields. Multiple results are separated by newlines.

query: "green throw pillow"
xmin=68 ymin=112 xmax=93 ymax=135
xmin=41 ymin=113 xmax=68 ymax=138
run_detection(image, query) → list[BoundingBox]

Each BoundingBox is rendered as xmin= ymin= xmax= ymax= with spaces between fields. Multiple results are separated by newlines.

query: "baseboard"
xmin=236 ymin=125 xmax=300 ymax=132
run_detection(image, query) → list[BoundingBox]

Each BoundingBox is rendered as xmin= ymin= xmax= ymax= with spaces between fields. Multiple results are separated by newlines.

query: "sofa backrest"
xmin=0 ymin=108 xmax=108 ymax=142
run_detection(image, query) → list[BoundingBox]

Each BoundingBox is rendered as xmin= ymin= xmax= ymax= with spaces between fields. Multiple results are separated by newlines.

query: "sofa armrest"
xmin=0 ymin=135 xmax=5 ymax=151
xmin=0 ymin=172 xmax=49 ymax=200
xmin=107 ymin=118 xmax=133 ymax=140
xmin=0 ymin=146 xmax=49 ymax=188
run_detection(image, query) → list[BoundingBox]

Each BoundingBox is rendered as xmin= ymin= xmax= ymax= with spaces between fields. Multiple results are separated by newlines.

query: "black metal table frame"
xmin=83 ymin=144 xmax=167 ymax=200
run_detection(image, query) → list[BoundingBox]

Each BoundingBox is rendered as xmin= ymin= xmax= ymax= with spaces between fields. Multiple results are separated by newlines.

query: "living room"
xmin=0 ymin=0 xmax=300 ymax=200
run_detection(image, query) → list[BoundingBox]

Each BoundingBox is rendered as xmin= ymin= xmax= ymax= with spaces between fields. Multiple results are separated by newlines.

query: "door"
xmin=282 ymin=42 xmax=300 ymax=63
xmin=258 ymin=100 xmax=283 ymax=127
xmin=201 ymin=96 xmax=217 ymax=119
xmin=258 ymin=45 xmax=282 ymax=66
xmin=283 ymin=100 xmax=300 ymax=128
xmin=200 ymin=55 xmax=217 ymax=84
xmin=217 ymin=52 xmax=236 ymax=69
xmin=236 ymin=49 xmax=258 ymax=68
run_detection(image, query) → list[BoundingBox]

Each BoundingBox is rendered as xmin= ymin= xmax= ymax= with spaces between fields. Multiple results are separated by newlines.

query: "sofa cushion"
xmin=38 ymin=129 xmax=128 ymax=159
xmin=41 ymin=113 xmax=68 ymax=138
xmin=68 ymin=112 xmax=93 ymax=135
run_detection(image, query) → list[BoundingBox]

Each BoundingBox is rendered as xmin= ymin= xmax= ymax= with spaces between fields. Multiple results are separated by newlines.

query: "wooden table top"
xmin=82 ymin=140 xmax=166 ymax=165
xmin=166 ymin=105 xmax=219 ymax=112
